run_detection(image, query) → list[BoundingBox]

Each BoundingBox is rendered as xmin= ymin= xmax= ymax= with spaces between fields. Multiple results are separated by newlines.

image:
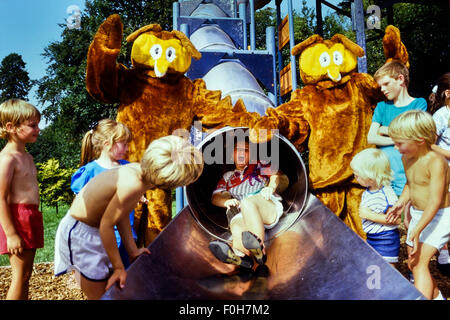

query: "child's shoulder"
xmin=0 ymin=147 xmax=26 ymax=164
xmin=375 ymin=100 xmax=393 ymax=109
xmin=118 ymin=163 xmax=142 ymax=181
xmin=409 ymin=97 xmax=427 ymax=109
xmin=424 ymin=150 xmax=448 ymax=173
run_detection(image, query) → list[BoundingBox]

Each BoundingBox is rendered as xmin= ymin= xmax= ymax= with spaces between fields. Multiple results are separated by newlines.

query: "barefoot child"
xmin=350 ymin=148 xmax=400 ymax=265
xmin=386 ymin=110 xmax=450 ymax=300
xmin=209 ymin=135 xmax=286 ymax=269
xmin=0 ymin=99 xmax=43 ymax=300
xmin=54 ymin=135 xmax=203 ymax=299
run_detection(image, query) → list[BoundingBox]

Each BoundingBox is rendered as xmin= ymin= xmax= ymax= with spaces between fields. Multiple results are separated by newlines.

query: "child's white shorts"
xmin=406 ymin=206 xmax=450 ymax=251
xmin=54 ymin=212 xmax=112 ymax=281
xmin=229 ymin=193 xmax=284 ymax=230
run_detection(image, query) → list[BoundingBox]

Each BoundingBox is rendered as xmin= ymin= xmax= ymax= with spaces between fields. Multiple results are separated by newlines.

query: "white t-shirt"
xmin=433 ymin=106 xmax=450 ymax=165
xmin=360 ymin=185 xmax=398 ymax=234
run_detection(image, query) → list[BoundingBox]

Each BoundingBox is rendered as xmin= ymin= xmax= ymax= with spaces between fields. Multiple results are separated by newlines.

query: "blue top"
xmin=70 ymin=159 xmax=137 ymax=243
xmin=372 ymin=98 xmax=427 ymax=195
xmin=71 ymin=159 xmax=129 ymax=194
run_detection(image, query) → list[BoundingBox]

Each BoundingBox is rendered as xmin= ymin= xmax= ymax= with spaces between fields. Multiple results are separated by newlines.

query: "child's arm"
xmin=359 ymin=207 xmax=400 ymax=225
xmin=212 ymin=191 xmax=239 ymax=208
xmin=0 ymin=155 xmax=23 ymax=255
xmin=408 ymin=157 xmax=447 ymax=255
xmin=100 ymin=183 xmax=146 ymax=290
xmin=367 ymin=122 xmax=394 ymax=146
xmin=386 ymin=184 xmax=410 ymax=224
xmin=116 ymin=215 xmax=150 ymax=262
xmin=431 ymin=144 xmax=450 ymax=160
xmin=260 ymin=174 xmax=281 ymax=200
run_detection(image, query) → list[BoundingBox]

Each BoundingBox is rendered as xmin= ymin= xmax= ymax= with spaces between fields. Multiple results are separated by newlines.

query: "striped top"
xmin=360 ymin=185 xmax=398 ymax=234
xmin=213 ymin=162 xmax=275 ymax=201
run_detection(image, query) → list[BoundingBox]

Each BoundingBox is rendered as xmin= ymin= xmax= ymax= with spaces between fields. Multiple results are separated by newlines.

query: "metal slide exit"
xmin=102 ymin=128 xmax=423 ymax=300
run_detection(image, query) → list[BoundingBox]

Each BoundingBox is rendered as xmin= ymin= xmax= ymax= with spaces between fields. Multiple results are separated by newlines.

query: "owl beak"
xmin=154 ymin=59 xmax=169 ymax=78
xmin=327 ymin=67 xmax=342 ymax=82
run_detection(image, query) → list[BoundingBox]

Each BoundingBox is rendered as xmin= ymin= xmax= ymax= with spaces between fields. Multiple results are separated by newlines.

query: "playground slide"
xmin=102 ymin=128 xmax=423 ymax=300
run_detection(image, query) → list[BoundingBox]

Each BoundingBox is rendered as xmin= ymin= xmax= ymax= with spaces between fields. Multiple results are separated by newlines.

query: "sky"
xmin=0 ymin=0 xmax=86 ymax=122
xmin=0 ymin=0 xmax=339 ymax=120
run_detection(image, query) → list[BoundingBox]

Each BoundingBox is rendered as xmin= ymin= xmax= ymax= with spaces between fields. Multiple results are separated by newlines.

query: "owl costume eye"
xmin=150 ymin=44 xmax=162 ymax=60
xmin=333 ymin=51 xmax=343 ymax=66
xmin=319 ymin=52 xmax=331 ymax=67
xmin=166 ymin=47 xmax=176 ymax=62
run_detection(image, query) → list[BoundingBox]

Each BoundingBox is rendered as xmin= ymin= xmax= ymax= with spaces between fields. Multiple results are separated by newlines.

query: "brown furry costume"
xmin=251 ymin=26 xmax=409 ymax=238
xmin=86 ymin=14 xmax=260 ymax=246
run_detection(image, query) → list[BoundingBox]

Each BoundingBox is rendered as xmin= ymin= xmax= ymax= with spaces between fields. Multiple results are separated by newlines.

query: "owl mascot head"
xmin=251 ymin=26 xmax=408 ymax=239
xmin=86 ymin=14 xmax=258 ymax=246
xmin=292 ymin=34 xmax=364 ymax=84
xmin=126 ymin=23 xmax=201 ymax=77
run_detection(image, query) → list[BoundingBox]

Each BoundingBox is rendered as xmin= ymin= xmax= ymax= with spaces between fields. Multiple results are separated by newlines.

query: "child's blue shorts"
xmin=366 ymin=228 xmax=400 ymax=263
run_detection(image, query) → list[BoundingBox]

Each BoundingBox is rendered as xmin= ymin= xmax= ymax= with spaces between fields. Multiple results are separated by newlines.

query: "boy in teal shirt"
xmin=367 ymin=61 xmax=427 ymax=196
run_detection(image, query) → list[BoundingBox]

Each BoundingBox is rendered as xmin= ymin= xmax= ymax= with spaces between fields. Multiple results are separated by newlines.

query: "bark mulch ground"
xmin=0 ymin=225 xmax=448 ymax=300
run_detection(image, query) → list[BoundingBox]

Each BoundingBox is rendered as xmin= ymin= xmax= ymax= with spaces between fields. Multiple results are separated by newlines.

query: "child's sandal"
xmin=242 ymin=231 xmax=267 ymax=265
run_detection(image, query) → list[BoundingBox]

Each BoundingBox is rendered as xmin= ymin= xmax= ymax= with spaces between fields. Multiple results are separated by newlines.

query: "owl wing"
xmin=86 ymin=14 xmax=125 ymax=103
xmin=383 ymin=25 xmax=409 ymax=68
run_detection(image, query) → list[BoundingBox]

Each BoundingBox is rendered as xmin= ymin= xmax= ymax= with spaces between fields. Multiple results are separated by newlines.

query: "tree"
xmin=340 ymin=0 xmax=450 ymax=98
xmin=36 ymin=159 xmax=76 ymax=213
xmin=0 ymin=53 xmax=32 ymax=101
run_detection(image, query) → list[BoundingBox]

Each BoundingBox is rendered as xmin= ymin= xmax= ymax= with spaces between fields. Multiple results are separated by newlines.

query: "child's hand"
xmin=7 ymin=234 xmax=23 ymax=255
xmin=224 ymin=199 xmax=239 ymax=209
xmin=130 ymin=248 xmax=151 ymax=263
xmin=386 ymin=201 xmax=405 ymax=224
xmin=138 ymin=196 xmax=149 ymax=205
xmin=105 ymin=268 xmax=127 ymax=291
xmin=260 ymin=186 xmax=275 ymax=200
xmin=408 ymin=227 xmax=420 ymax=257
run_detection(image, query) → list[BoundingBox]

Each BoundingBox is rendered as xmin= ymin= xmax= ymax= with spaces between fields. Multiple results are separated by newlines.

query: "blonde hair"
xmin=140 ymin=135 xmax=204 ymax=189
xmin=388 ymin=110 xmax=436 ymax=147
xmin=0 ymin=99 xmax=41 ymax=140
xmin=374 ymin=61 xmax=410 ymax=87
xmin=80 ymin=119 xmax=132 ymax=166
xmin=350 ymin=148 xmax=393 ymax=188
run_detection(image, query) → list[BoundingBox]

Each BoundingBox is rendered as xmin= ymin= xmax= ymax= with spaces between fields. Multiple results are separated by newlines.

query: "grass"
xmin=0 ymin=204 xmax=68 ymax=267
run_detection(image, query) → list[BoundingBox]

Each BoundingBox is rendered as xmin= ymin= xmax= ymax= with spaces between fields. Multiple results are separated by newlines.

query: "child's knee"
xmin=240 ymin=198 xmax=257 ymax=212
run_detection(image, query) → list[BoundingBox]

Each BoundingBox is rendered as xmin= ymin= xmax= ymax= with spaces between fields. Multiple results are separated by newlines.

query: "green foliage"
xmin=0 ymin=53 xmax=33 ymax=101
xmin=36 ymin=159 xmax=76 ymax=210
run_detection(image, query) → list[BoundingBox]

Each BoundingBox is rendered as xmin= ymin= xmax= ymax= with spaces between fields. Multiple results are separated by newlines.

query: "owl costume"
xmin=86 ymin=15 xmax=260 ymax=246
xmin=251 ymin=26 xmax=409 ymax=238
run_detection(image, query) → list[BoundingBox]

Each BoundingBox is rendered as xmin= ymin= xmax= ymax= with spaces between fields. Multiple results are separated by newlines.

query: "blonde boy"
xmin=0 ymin=99 xmax=42 ymax=300
xmin=386 ymin=110 xmax=450 ymax=300
xmin=54 ymin=135 xmax=203 ymax=299
xmin=350 ymin=148 xmax=400 ymax=264
xmin=368 ymin=61 xmax=427 ymax=196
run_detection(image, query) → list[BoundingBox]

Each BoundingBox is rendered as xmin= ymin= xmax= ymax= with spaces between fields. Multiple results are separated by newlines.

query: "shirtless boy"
xmin=54 ymin=135 xmax=203 ymax=299
xmin=0 ymin=99 xmax=43 ymax=300
xmin=386 ymin=110 xmax=450 ymax=300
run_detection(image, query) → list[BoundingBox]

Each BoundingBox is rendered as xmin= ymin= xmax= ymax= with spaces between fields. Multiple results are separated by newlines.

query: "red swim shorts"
xmin=0 ymin=204 xmax=44 ymax=254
